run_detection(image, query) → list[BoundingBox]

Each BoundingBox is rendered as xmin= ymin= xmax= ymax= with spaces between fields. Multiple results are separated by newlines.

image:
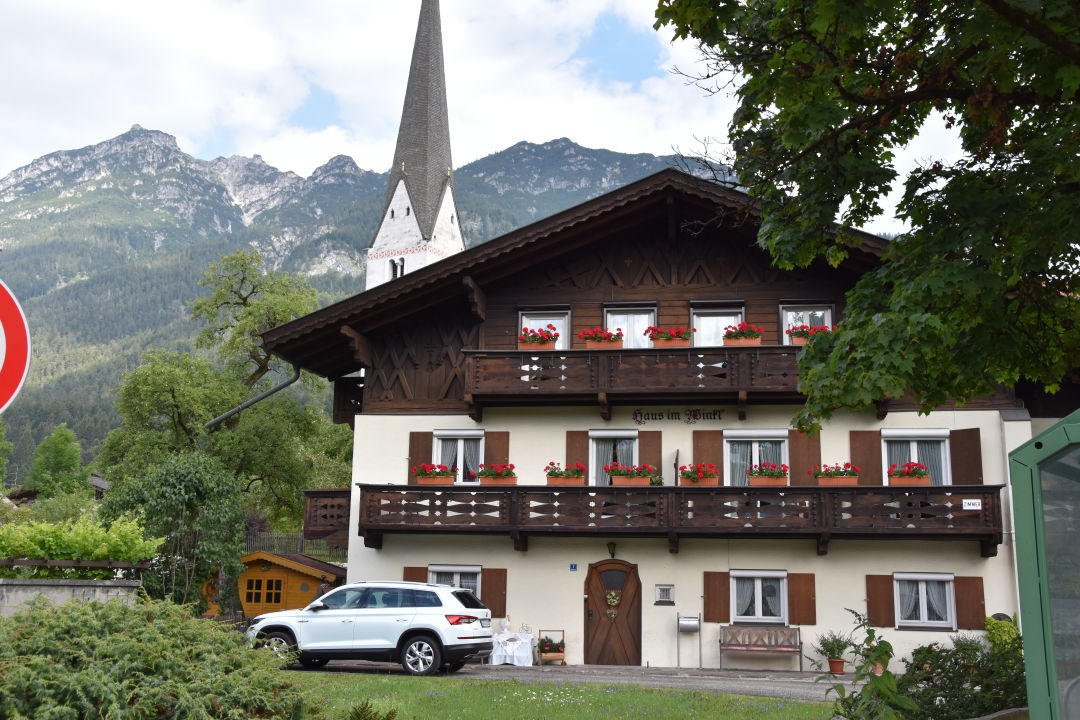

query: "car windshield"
xmin=452 ymin=590 xmax=486 ymax=609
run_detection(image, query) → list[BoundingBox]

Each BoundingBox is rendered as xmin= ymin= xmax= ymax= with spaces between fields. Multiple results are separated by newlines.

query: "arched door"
xmin=583 ymin=559 xmax=641 ymax=665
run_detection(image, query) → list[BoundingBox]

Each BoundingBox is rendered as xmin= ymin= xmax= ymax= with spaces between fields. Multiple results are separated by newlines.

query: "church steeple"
xmin=365 ymin=0 xmax=464 ymax=291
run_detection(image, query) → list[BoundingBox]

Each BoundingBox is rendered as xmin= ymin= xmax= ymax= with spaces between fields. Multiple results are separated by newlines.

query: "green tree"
xmin=655 ymin=0 xmax=1080 ymax=429
xmin=0 ymin=418 xmax=12 ymax=487
xmin=28 ymin=423 xmax=88 ymax=498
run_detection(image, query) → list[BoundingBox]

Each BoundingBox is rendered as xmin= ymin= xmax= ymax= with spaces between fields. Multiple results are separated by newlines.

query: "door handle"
xmin=396 ymin=618 xmax=408 ymax=622
xmin=297 ymin=619 xmax=309 ymax=623
xmin=587 ymin=609 xmax=593 ymax=621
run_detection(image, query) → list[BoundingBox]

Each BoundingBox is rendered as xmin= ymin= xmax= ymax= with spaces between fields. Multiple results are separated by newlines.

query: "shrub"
xmin=0 ymin=516 xmax=161 ymax=579
xmin=0 ymin=596 xmax=310 ymax=718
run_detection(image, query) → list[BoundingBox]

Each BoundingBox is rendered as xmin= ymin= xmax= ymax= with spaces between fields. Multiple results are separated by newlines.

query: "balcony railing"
xmin=356 ymin=484 xmax=1003 ymax=557
xmin=463 ymin=347 xmax=802 ymax=415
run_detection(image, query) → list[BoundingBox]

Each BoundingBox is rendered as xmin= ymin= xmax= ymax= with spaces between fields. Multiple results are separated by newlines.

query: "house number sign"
xmin=632 ymin=408 xmax=725 ymax=426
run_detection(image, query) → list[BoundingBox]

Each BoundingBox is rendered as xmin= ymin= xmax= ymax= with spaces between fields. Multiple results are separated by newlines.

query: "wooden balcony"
xmin=463 ymin=346 xmax=802 ymax=419
xmin=302 ymin=488 xmax=351 ymax=550
xmin=357 ymin=484 xmax=1003 ymax=557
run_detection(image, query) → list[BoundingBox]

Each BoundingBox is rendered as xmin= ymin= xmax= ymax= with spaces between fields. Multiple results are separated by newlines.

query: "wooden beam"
xmin=737 ymin=390 xmax=748 ymax=421
xmin=875 ymin=399 xmax=890 ymax=420
xmin=667 ymin=532 xmax=679 ymax=554
xmin=598 ymin=392 xmax=611 ymax=421
xmin=464 ymin=393 xmax=482 ymax=422
xmin=462 ymin=275 xmax=486 ymax=321
xmin=512 ymin=531 xmax=528 ymax=552
xmin=340 ymin=326 xmax=374 ymax=367
xmin=363 ymin=532 xmax=383 ymax=550
xmin=817 ymin=532 xmax=831 ymax=556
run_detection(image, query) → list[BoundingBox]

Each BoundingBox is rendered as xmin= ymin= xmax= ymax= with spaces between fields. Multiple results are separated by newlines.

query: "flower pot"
xmin=816 ymin=475 xmax=859 ymax=486
xmin=414 ymin=475 xmax=455 ymax=486
xmin=651 ymin=338 xmax=691 ymax=349
xmin=724 ymin=336 xmax=763 ymax=347
xmin=678 ymin=475 xmax=719 ymax=486
xmin=547 ymin=475 xmax=586 ymax=486
xmin=611 ymin=475 xmax=652 ymax=486
xmin=789 ymin=335 xmax=809 ymax=346
xmin=538 ymin=651 xmax=565 ymax=665
xmin=479 ymin=475 xmax=518 ymax=486
xmin=889 ymin=475 xmax=931 ymax=486
xmin=519 ymin=341 xmax=557 ymax=351
xmin=748 ymin=476 xmax=788 ymax=487
xmin=584 ymin=339 xmax=623 ymax=350
xmin=828 ymin=658 xmax=846 ymax=675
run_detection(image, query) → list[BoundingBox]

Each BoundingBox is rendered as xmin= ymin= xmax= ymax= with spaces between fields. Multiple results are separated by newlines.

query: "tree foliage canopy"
xmin=656 ymin=0 xmax=1080 ymax=428
xmin=27 ymin=423 xmax=88 ymax=498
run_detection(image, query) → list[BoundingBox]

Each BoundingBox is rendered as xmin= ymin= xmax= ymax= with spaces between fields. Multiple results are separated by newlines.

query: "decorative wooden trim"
xmin=340 ymin=325 xmax=374 ymax=367
xmin=462 ymin=275 xmax=486 ymax=321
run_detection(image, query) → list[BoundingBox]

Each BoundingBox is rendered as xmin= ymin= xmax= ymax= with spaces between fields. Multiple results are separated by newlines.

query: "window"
xmin=389 ymin=257 xmax=406 ymax=279
xmin=429 ymin=565 xmax=481 ymax=596
xmin=434 ymin=430 xmax=483 ymax=484
xmin=781 ymin=305 xmax=833 ymax=344
xmin=265 ymin=578 xmax=282 ymax=605
xmin=320 ymin=587 xmax=365 ymax=609
xmin=693 ymin=309 xmax=742 ymax=346
xmin=882 ymin=429 xmax=950 ymax=485
xmin=655 ymin=585 xmax=675 ymax=605
xmin=894 ymin=573 xmax=955 ymax=629
xmin=245 ymin=578 xmax=262 ymax=604
xmin=731 ymin=570 xmax=788 ymax=624
xmin=725 ymin=429 xmax=788 ymax=486
xmin=590 ymin=429 xmax=638 ymax=486
xmin=519 ymin=310 xmax=569 ymax=349
xmin=361 ymin=587 xmax=409 ymax=608
xmin=606 ymin=308 xmax=655 ymax=349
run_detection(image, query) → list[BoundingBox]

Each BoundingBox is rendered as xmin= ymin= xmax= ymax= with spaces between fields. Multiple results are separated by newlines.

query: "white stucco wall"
xmin=428 ymin=184 xmax=464 ymax=257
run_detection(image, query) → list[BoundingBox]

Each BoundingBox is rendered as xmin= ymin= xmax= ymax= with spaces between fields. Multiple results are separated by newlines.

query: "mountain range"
xmin=0 ymin=126 xmax=686 ymax=479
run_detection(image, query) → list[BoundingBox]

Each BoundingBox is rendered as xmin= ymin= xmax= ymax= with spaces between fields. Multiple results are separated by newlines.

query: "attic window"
xmin=406 ymin=206 xmax=411 ymax=216
xmin=390 ymin=209 xmax=395 ymax=219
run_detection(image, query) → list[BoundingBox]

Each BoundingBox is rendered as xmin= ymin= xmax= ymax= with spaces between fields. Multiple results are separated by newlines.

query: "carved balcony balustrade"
xmin=356 ymin=484 xmax=1003 ymax=557
xmin=463 ymin=347 xmax=802 ymax=419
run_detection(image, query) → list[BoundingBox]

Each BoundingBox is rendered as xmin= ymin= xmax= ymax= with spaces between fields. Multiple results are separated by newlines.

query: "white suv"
xmin=246 ymin=581 xmax=493 ymax=675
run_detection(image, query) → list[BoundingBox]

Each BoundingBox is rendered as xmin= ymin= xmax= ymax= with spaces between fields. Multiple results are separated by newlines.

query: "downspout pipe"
xmin=204 ymin=365 xmax=302 ymax=431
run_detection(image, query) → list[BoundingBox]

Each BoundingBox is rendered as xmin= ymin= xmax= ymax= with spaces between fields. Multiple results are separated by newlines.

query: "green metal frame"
xmin=1009 ymin=408 xmax=1080 ymax=720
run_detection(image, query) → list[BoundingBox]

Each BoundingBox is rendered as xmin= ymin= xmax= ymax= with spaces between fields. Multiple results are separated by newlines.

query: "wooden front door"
xmin=584 ymin=559 xmax=641 ymax=665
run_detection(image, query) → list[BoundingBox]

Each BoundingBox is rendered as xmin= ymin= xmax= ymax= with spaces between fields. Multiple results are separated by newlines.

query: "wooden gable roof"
xmin=240 ymin=551 xmax=346 ymax=582
xmin=262 ymin=169 xmax=885 ymax=379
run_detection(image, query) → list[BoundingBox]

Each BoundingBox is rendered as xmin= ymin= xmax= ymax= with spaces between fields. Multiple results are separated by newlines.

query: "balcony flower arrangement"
xmin=538 ymin=635 xmax=566 ymax=664
xmin=678 ymin=463 xmax=720 ymax=486
xmin=888 ymin=461 xmax=932 ymax=486
xmin=474 ymin=462 xmax=518 ymax=486
xmin=545 ymin=461 xmax=587 ymax=486
xmin=723 ymin=322 xmax=765 ymax=346
xmin=411 ymin=463 xmax=457 ymax=486
xmin=746 ymin=462 xmax=789 ymax=487
xmin=810 ymin=462 xmax=861 ymax=487
xmin=786 ymin=324 xmax=837 ymax=346
xmin=577 ymin=327 xmax=624 ymax=349
xmin=644 ymin=325 xmax=695 ymax=348
xmin=605 ymin=462 xmax=659 ymax=487
xmin=518 ymin=324 xmax=559 ymax=350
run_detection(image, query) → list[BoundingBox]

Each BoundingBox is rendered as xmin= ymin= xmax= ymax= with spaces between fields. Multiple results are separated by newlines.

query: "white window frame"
xmin=893 ymin=573 xmax=956 ymax=630
xmin=589 ymin=429 xmax=639 ymax=486
xmin=692 ymin=308 xmax=743 ymax=347
xmin=724 ymin=429 xmax=789 ymax=486
xmin=519 ymin=310 xmax=570 ymax=350
xmin=605 ymin=307 xmax=656 ymax=349
xmin=655 ymin=585 xmax=675 ymax=604
xmin=881 ymin=429 xmax=951 ymax=485
xmin=780 ymin=304 xmax=833 ymax=345
xmin=730 ymin=569 xmax=788 ymax=624
xmin=433 ymin=429 xmax=484 ymax=484
xmin=428 ymin=564 xmax=482 ymax=596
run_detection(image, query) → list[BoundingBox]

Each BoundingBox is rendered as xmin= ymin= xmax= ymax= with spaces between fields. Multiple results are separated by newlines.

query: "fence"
xmin=243 ymin=531 xmax=347 ymax=563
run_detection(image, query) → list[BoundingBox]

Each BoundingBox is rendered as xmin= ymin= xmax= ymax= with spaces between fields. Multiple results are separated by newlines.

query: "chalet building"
xmin=262 ymin=169 xmax=1037 ymax=669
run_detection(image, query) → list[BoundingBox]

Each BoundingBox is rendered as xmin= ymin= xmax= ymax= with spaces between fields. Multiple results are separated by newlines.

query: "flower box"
xmin=584 ymin=339 xmax=623 ymax=350
xmin=480 ymin=475 xmax=518 ymax=486
xmin=678 ymin=475 xmax=719 ymax=486
xmin=519 ymin=340 xmax=557 ymax=351
xmin=724 ymin=337 xmax=762 ymax=347
xmin=817 ymin=475 xmax=859 ymax=486
xmin=790 ymin=335 xmax=809 ymax=346
xmin=748 ymin=476 xmax=788 ymax=487
xmin=414 ymin=475 xmax=455 ymax=486
xmin=547 ymin=475 xmax=586 ymax=486
xmin=651 ymin=338 xmax=691 ymax=349
xmin=890 ymin=475 xmax=931 ymax=486
xmin=611 ymin=475 xmax=652 ymax=486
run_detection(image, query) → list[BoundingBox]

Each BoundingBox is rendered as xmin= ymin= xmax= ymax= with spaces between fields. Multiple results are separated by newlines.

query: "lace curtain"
xmin=898 ymin=580 xmax=920 ymax=621
xmin=728 ymin=440 xmax=782 ymax=485
xmin=886 ymin=439 xmax=945 ymax=484
xmin=735 ymin=577 xmax=756 ymax=617
xmin=440 ymin=438 xmax=482 ymax=483
xmin=593 ymin=438 xmax=635 ymax=485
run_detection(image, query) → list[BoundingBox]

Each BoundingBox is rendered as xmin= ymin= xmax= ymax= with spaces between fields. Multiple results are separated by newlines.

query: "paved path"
xmin=307 ymin=661 xmax=851 ymax=702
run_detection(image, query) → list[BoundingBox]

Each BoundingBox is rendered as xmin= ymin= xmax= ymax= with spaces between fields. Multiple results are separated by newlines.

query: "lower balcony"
xmin=357 ymin=484 xmax=1003 ymax=557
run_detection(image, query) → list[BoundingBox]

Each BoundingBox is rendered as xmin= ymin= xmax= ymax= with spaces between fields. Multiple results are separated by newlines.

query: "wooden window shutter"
xmin=566 ymin=430 xmax=589 ymax=468
xmin=955 ymin=576 xmax=986 ymax=630
xmin=850 ymin=430 xmax=883 ymax=485
xmin=481 ymin=568 xmax=507 ymax=617
xmin=407 ymin=432 xmax=433 ymax=484
xmin=788 ymin=430 xmax=821 ymax=487
xmin=949 ymin=429 xmax=984 ymax=485
xmin=787 ymin=573 xmax=817 ymax=625
xmin=403 ymin=566 xmax=427 ymax=583
xmin=703 ymin=571 xmax=730 ymax=623
xmin=866 ymin=574 xmax=894 ymax=627
xmin=692 ymin=430 xmax=724 ymax=468
xmin=639 ymin=430 xmax=662 ymax=471
xmin=484 ymin=431 xmax=510 ymax=466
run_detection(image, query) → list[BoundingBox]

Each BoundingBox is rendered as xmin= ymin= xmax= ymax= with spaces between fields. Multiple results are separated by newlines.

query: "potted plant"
xmin=723 ymin=322 xmax=765 ymax=346
xmin=644 ymin=325 xmax=695 ymax=348
xmin=605 ymin=462 xmax=659 ymax=486
xmin=474 ymin=462 xmax=518 ymax=486
xmin=678 ymin=463 xmax=720 ymax=486
xmin=545 ymin=461 xmax=587 ymax=486
xmin=813 ymin=630 xmax=852 ymax=675
xmin=785 ymin=324 xmax=836 ymax=346
xmin=810 ymin=462 xmax=861 ymax=486
xmin=746 ymin=462 xmax=789 ymax=486
xmin=518 ymin=324 xmax=560 ymax=350
xmin=577 ymin=327 xmax=624 ymax=350
xmin=888 ymin=461 xmax=931 ymax=486
xmin=538 ymin=635 xmax=566 ymax=664
xmin=411 ymin=463 xmax=457 ymax=486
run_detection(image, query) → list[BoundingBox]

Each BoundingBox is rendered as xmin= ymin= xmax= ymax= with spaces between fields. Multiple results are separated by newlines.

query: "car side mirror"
xmin=306 ymin=601 xmax=328 ymax=612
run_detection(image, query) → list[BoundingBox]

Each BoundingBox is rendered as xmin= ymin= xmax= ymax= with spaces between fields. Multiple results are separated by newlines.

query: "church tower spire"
xmin=365 ymin=0 xmax=464 ymax=291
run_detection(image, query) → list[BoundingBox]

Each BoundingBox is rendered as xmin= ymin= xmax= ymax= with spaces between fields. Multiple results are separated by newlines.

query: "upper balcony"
xmin=463 ymin=346 xmax=802 ymax=419
xmin=355 ymin=484 xmax=1004 ymax=558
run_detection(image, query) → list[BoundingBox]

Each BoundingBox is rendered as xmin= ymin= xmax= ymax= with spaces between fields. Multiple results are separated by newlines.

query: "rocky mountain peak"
xmin=309 ymin=155 xmax=366 ymax=185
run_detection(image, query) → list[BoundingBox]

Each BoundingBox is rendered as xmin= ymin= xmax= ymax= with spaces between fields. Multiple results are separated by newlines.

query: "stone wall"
xmin=0 ymin=578 xmax=141 ymax=617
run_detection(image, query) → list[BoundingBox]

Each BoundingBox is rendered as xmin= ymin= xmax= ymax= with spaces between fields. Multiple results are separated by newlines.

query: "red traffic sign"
xmin=0 ymin=280 xmax=30 ymax=413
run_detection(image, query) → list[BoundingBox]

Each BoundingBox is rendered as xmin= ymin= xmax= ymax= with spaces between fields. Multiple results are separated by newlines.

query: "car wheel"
xmin=261 ymin=630 xmax=298 ymax=666
xmin=444 ymin=661 xmax=466 ymax=673
xmin=298 ymin=654 xmax=330 ymax=669
xmin=401 ymin=635 xmax=442 ymax=676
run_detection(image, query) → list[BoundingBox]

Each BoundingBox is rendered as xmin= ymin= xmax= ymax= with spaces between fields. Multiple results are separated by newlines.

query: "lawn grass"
xmin=287 ymin=671 xmax=834 ymax=720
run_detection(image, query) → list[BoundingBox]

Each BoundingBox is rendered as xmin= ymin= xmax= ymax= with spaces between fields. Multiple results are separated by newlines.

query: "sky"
xmin=0 ymin=0 xmax=961 ymax=233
